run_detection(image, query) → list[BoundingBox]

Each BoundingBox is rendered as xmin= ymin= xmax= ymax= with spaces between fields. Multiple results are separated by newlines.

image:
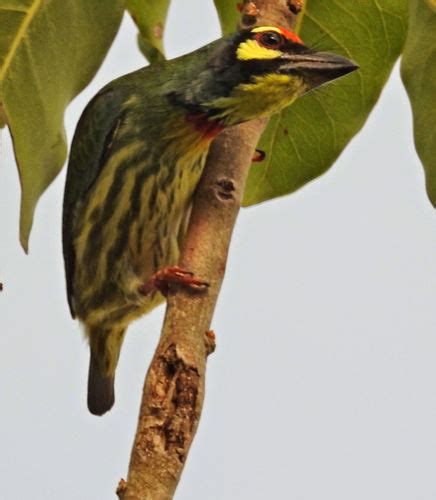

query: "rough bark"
xmin=118 ymin=2 xmax=302 ymax=498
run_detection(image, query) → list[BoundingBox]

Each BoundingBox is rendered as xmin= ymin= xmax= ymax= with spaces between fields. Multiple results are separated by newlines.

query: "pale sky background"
xmin=1 ymin=2 xmax=436 ymax=499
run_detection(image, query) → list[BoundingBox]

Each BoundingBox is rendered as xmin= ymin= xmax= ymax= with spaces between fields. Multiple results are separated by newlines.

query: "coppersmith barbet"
xmin=63 ymin=25 xmax=357 ymax=415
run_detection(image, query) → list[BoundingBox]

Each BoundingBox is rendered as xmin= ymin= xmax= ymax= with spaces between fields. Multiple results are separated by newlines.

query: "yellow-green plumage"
xmin=63 ymin=25 xmax=357 ymax=415
xmin=66 ymin=99 xmax=213 ymax=414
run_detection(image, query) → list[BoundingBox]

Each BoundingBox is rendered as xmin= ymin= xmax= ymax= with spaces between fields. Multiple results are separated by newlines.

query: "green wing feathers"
xmin=62 ymin=88 xmax=126 ymax=317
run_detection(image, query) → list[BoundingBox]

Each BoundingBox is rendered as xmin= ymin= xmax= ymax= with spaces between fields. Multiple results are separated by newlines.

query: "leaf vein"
xmin=373 ymin=0 xmax=392 ymax=56
xmin=0 ymin=0 xmax=44 ymax=82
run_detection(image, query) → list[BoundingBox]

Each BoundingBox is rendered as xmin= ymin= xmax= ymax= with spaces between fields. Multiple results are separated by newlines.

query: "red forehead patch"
xmin=277 ymin=26 xmax=303 ymax=45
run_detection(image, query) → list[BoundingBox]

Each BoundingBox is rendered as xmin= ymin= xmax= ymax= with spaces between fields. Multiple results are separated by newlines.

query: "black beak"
xmin=279 ymin=51 xmax=358 ymax=89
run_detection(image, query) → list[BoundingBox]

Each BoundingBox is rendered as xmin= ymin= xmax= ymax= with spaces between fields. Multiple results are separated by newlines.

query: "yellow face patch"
xmin=236 ymin=38 xmax=283 ymax=61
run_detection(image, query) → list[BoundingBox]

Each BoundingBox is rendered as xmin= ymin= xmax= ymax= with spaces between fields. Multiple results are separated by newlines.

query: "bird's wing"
xmin=62 ymin=87 xmax=126 ymax=318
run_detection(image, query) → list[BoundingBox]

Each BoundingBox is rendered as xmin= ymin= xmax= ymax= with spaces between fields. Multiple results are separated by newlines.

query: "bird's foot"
xmin=138 ymin=266 xmax=209 ymax=297
xmin=252 ymin=149 xmax=266 ymax=162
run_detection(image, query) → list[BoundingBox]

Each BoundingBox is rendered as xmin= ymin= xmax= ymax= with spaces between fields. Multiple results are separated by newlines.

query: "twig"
xmin=118 ymin=2 xmax=301 ymax=498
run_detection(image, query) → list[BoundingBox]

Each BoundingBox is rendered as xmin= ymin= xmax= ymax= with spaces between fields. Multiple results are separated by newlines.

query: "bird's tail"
xmin=87 ymin=326 xmax=126 ymax=416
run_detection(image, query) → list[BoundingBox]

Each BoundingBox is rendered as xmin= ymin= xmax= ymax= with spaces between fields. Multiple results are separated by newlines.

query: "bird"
xmin=63 ymin=25 xmax=357 ymax=415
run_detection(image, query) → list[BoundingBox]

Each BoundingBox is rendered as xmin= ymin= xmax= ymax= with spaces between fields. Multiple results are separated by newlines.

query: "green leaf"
xmin=127 ymin=0 xmax=170 ymax=63
xmin=0 ymin=0 xmax=124 ymax=251
xmin=401 ymin=0 xmax=436 ymax=206
xmin=0 ymin=103 xmax=6 ymax=127
xmin=243 ymin=0 xmax=409 ymax=206
xmin=214 ymin=0 xmax=240 ymax=34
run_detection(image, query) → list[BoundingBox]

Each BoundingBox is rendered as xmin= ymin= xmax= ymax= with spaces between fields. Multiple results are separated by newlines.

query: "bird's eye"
xmin=256 ymin=31 xmax=285 ymax=49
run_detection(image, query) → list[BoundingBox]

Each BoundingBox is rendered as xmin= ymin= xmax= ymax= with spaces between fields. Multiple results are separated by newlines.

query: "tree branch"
xmin=118 ymin=2 xmax=302 ymax=498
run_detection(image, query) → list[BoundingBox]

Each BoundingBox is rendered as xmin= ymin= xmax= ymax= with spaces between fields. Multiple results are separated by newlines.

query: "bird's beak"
xmin=278 ymin=51 xmax=358 ymax=90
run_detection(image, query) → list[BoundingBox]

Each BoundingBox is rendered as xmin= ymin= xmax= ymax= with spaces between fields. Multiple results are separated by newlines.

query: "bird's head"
xmin=171 ymin=25 xmax=358 ymax=127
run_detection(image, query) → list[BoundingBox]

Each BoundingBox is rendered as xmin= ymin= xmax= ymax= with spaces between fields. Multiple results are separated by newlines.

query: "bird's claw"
xmin=138 ymin=266 xmax=209 ymax=297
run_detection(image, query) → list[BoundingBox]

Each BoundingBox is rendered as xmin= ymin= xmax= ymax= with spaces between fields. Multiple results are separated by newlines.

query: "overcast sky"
xmin=1 ymin=3 xmax=436 ymax=499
